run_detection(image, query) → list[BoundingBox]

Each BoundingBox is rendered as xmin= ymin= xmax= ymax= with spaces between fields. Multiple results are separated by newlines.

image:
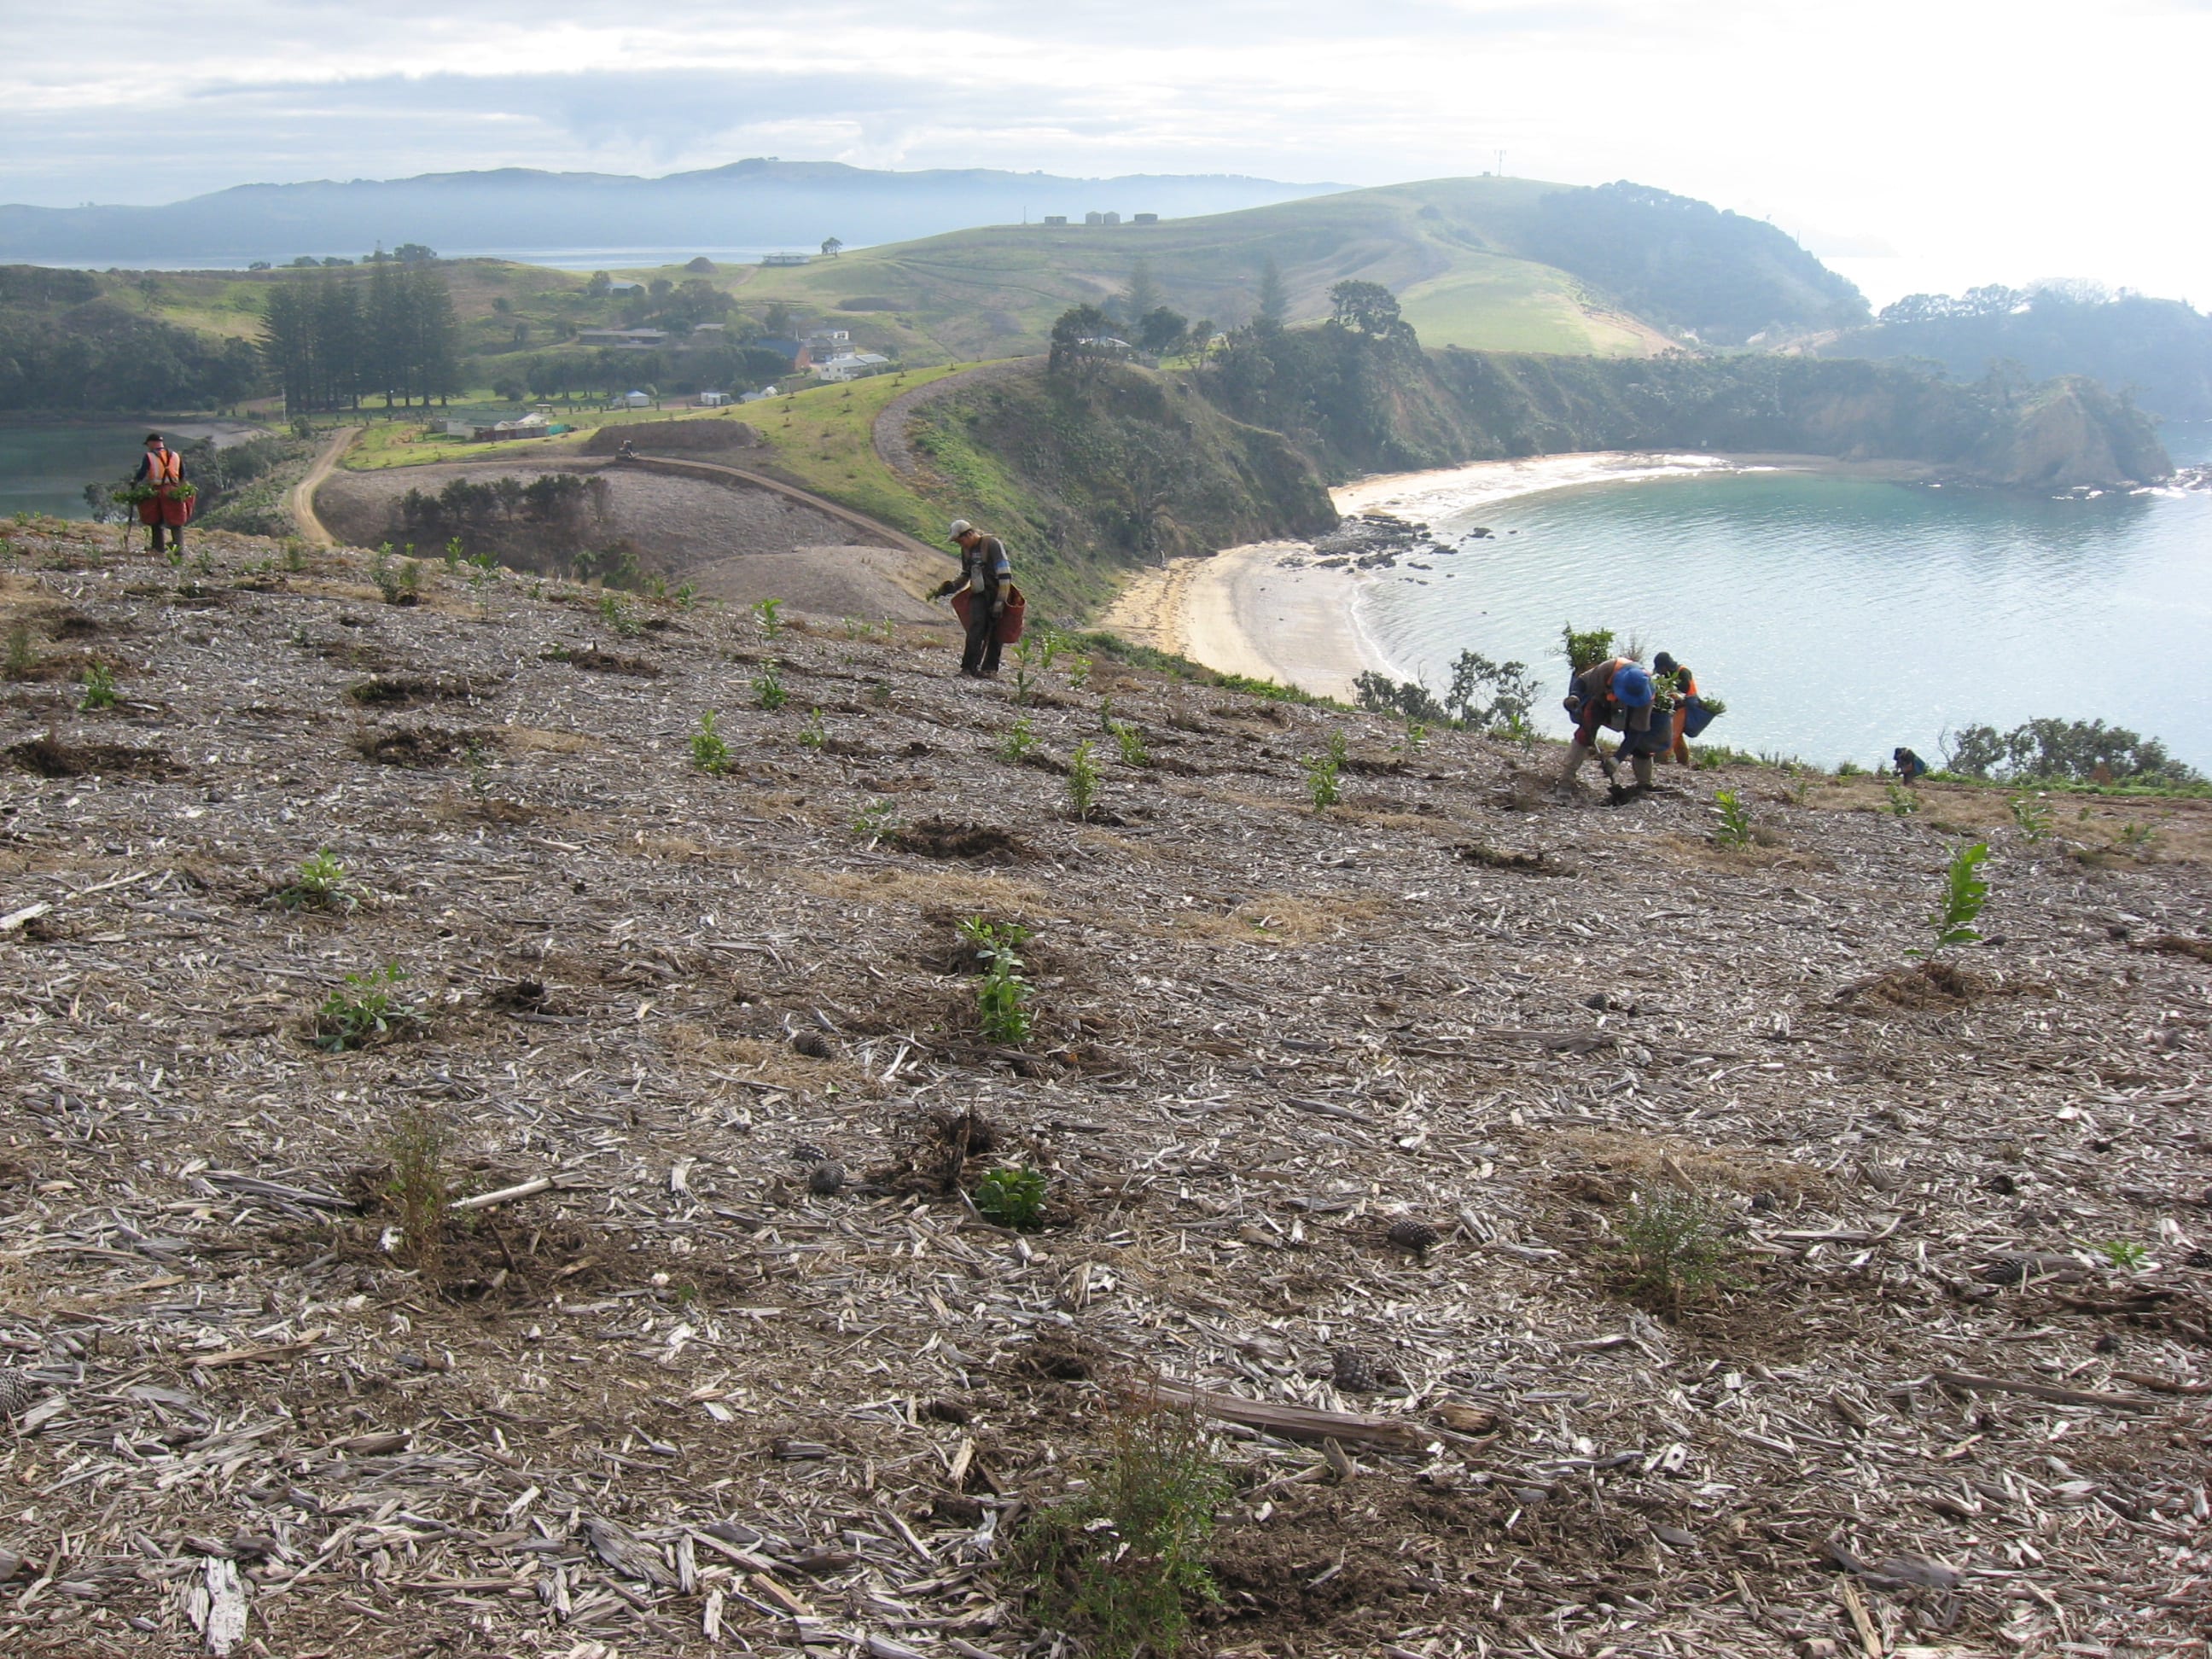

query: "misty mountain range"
xmin=0 ymin=160 xmax=1339 ymax=269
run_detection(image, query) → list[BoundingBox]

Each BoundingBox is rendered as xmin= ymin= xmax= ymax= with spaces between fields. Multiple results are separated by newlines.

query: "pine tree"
xmin=1257 ymin=256 xmax=1288 ymax=331
xmin=1121 ymin=258 xmax=1161 ymax=327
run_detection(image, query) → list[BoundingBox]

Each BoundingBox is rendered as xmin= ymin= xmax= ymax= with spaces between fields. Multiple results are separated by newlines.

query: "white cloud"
xmin=4 ymin=0 xmax=2207 ymax=300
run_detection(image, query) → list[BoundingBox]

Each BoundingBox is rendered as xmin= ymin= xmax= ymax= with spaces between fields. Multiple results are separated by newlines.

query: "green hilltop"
xmin=626 ymin=176 xmax=1870 ymax=363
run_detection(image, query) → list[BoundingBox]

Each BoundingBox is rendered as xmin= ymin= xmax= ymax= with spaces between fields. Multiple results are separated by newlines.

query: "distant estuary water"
xmin=1355 ymin=426 xmax=2212 ymax=774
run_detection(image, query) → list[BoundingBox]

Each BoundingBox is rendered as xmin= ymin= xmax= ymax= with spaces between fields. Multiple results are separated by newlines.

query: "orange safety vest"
xmin=145 ymin=447 xmax=181 ymax=486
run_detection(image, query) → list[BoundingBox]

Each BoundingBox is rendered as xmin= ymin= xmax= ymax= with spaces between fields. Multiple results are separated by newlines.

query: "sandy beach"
xmin=1101 ymin=451 xmax=1761 ymax=699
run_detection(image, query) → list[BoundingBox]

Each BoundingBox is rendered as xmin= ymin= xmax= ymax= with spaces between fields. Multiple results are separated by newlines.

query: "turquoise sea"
xmin=1359 ymin=426 xmax=2212 ymax=774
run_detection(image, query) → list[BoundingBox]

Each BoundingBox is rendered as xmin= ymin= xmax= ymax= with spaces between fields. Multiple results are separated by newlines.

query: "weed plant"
xmin=79 ymin=661 xmax=119 ymax=711
xmin=2095 ymin=1238 xmax=2151 ymax=1271
xmin=1712 ymin=789 xmax=1754 ymax=847
xmin=1914 ymin=841 xmax=1989 ymax=954
xmin=2118 ymin=821 xmax=2158 ymax=853
xmin=1067 ymin=741 xmax=1102 ymax=820
xmin=1612 ymin=1183 xmax=1736 ymax=1313
xmin=314 ymin=964 xmax=415 ymax=1052
xmin=754 ymin=660 xmax=789 ymax=711
xmin=383 ymin=1105 xmax=455 ymax=1272
xmin=690 ymin=711 xmax=731 ymax=775
xmin=1014 ymin=1400 xmax=1229 ymax=1659
xmin=1109 ymin=719 xmax=1150 ymax=768
xmin=999 ymin=716 xmax=1039 ymax=762
xmin=960 ymin=917 xmax=1034 ymax=1045
xmin=974 ymin=1165 xmax=1048 ymax=1230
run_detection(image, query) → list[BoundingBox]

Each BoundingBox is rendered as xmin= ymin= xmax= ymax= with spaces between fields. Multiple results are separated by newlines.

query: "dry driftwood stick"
xmin=0 ymin=902 xmax=53 ymax=933
xmin=189 ymin=1329 xmax=329 ymax=1370
xmin=1932 ymin=1369 xmax=2159 ymax=1411
xmin=450 ymin=1172 xmax=587 ymax=1212
xmin=1139 ymin=1381 xmax=1430 ymax=1451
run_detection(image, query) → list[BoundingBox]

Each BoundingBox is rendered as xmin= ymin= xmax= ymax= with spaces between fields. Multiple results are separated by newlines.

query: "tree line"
xmin=261 ymin=264 xmax=462 ymax=416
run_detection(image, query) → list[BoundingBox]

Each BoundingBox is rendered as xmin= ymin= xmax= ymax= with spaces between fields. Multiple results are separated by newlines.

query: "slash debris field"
xmin=1 ymin=517 xmax=2208 ymax=1659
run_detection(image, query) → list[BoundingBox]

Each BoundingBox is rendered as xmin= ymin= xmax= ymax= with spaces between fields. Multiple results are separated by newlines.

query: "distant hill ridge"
xmin=0 ymin=160 xmax=1340 ymax=268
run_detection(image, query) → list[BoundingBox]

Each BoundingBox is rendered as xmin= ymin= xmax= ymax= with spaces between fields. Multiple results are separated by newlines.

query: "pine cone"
xmin=806 ymin=1161 xmax=846 ymax=1196
xmin=0 ymin=1369 xmax=34 ymax=1418
xmin=1387 ymin=1217 xmax=1442 ymax=1253
xmin=791 ymin=1029 xmax=834 ymax=1060
xmin=1331 ymin=1347 xmax=1377 ymax=1392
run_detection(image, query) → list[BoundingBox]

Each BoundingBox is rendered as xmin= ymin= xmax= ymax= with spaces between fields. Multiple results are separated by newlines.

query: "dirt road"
xmin=288 ymin=425 xmax=358 ymax=545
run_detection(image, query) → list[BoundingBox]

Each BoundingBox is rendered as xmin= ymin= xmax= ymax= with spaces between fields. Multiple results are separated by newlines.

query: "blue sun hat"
xmin=1612 ymin=663 xmax=1655 ymax=708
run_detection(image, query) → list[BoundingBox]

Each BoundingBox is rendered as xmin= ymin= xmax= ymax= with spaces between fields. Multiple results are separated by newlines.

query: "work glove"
xmin=991 ymin=599 xmax=1005 ymax=617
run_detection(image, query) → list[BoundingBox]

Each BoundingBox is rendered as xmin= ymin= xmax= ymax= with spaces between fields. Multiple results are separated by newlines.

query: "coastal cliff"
xmin=1192 ymin=317 xmax=2169 ymax=489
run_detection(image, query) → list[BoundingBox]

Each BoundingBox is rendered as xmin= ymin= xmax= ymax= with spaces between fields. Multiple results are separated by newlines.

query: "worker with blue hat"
xmin=1557 ymin=655 xmax=1666 ymax=795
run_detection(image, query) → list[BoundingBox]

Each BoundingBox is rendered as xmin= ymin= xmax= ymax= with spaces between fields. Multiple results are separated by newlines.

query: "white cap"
xmin=947 ymin=519 xmax=974 ymax=539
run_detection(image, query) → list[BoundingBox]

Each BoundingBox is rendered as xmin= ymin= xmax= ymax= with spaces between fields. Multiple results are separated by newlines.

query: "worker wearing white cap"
xmin=929 ymin=519 xmax=1015 ymax=678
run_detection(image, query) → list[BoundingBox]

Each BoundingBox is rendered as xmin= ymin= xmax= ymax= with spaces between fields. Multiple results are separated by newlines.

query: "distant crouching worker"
xmin=1654 ymin=651 xmax=1697 ymax=766
xmin=134 ymin=432 xmax=187 ymax=557
xmin=1892 ymin=746 xmax=1930 ymax=784
xmin=1557 ymin=656 xmax=1664 ymax=793
xmin=929 ymin=518 xmax=1014 ymax=678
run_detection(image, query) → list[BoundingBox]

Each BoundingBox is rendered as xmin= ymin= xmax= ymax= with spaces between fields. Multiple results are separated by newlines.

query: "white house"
xmin=696 ymin=390 xmax=731 ymax=406
xmin=620 ymin=391 xmax=653 ymax=409
xmin=814 ymin=352 xmax=892 ymax=382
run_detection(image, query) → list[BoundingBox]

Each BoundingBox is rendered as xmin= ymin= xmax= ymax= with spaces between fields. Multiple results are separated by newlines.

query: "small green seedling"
xmin=690 ymin=710 xmax=731 ymax=775
xmin=2118 ymin=820 xmax=2158 ymax=853
xmin=959 ymin=916 xmax=1035 ymax=1046
xmin=280 ymin=848 xmax=356 ymax=912
xmin=753 ymin=659 xmax=789 ymax=710
xmin=672 ymin=581 xmax=697 ymax=611
xmin=1067 ymin=740 xmax=1102 ymax=820
xmin=1713 ymin=788 xmax=1754 ymax=847
xmin=79 ymin=661 xmax=119 ymax=711
xmin=1066 ymin=653 xmax=1092 ymax=692
xmin=5 ymin=621 xmax=34 ymax=678
xmin=1109 ymin=719 xmax=1150 ymax=768
xmin=314 ymin=964 xmax=415 ymax=1052
xmin=2009 ymin=790 xmax=2053 ymax=843
xmin=1612 ymin=1183 xmax=1736 ymax=1313
xmin=1885 ymin=782 xmax=1920 ymax=818
xmin=2095 ymin=1238 xmax=2151 ymax=1272
xmin=382 ymin=1105 xmax=455 ymax=1271
xmin=999 ymin=716 xmax=1039 ymax=762
xmin=599 ymin=593 xmax=641 ymax=637
xmin=852 ymin=799 xmax=898 ymax=841
xmin=1398 ymin=717 xmax=1429 ymax=754
xmin=973 ymin=1165 xmax=1048 ymax=1231
xmin=1914 ymin=840 xmax=1989 ymax=955
xmin=1302 ymin=731 xmax=1346 ymax=811
xmin=798 ymin=707 xmax=827 ymax=750
xmin=1011 ymin=637 xmax=1037 ymax=705
xmin=751 ymin=597 xmax=784 ymax=637
xmin=444 ymin=537 xmax=466 ymax=571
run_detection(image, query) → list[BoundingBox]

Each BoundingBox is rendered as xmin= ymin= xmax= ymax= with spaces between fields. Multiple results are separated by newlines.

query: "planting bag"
xmin=951 ymin=584 xmax=1027 ymax=643
xmin=1682 ymin=696 xmax=1719 ymax=738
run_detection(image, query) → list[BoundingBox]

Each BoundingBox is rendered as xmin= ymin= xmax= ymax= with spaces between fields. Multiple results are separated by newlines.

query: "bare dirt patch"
xmin=6 ymin=735 xmax=175 ymax=778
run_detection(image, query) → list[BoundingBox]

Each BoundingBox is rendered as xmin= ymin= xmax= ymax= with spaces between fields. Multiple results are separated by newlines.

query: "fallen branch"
xmin=1138 ymin=1381 xmax=1430 ymax=1452
xmin=450 ymin=1171 xmax=589 ymax=1213
xmin=190 ymin=1328 xmax=329 ymax=1370
xmin=1931 ymin=1369 xmax=2160 ymax=1411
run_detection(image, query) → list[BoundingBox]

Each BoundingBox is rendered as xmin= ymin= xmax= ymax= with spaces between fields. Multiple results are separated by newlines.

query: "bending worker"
xmin=1654 ymin=651 xmax=1697 ymax=766
xmin=134 ymin=432 xmax=187 ymax=558
xmin=1557 ymin=655 xmax=1664 ymax=794
xmin=929 ymin=518 xmax=1013 ymax=678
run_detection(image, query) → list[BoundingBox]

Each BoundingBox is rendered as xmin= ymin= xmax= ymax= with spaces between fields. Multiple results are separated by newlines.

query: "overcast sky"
xmin=9 ymin=0 xmax=2208 ymax=305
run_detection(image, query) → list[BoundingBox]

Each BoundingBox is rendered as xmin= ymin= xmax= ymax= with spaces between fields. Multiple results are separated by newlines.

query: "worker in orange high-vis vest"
xmin=132 ymin=433 xmax=188 ymax=556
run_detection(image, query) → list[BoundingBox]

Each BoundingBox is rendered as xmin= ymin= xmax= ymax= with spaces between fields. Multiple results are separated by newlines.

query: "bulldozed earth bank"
xmin=0 ymin=516 xmax=2209 ymax=1657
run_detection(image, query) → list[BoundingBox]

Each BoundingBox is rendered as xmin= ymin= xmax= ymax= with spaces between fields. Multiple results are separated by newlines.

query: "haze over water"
xmin=1359 ymin=428 xmax=2212 ymax=774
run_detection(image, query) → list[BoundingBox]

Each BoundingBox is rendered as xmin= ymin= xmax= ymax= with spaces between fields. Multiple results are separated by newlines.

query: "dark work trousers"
xmin=149 ymin=523 xmax=181 ymax=556
xmin=962 ymin=597 xmax=1004 ymax=676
